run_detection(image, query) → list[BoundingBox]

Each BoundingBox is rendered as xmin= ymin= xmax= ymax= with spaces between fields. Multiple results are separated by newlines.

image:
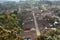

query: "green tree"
xmin=0 ymin=12 xmax=22 ymax=33
xmin=0 ymin=26 xmax=23 ymax=40
xmin=37 ymin=29 xmax=60 ymax=40
xmin=0 ymin=12 xmax=23 ymax=40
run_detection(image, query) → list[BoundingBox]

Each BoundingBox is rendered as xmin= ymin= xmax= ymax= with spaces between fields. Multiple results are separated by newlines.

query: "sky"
xmin=0 ymin=0 xmax=60 ymax=2
xmin=0 ymin=0 xmax=19 ymax=2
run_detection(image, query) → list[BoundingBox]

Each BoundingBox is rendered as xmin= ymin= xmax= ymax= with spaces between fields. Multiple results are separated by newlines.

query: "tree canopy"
xmin=0 ymin=12 xmax=23 ymax=40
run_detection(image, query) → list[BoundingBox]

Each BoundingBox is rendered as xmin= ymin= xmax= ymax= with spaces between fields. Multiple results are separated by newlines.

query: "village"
xmin=0 ymin=0 xmax=60 ymax=40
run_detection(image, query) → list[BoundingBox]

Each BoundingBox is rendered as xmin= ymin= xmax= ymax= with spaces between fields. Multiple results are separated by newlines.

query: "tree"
xmin=0 ymin=12 xmax=22 ymax=33
xmin=0 ymin=12 xmax=23 ymax=40
xmin=37 ymin=29 xmax=60 ymax=40
xmin=0 ymin=26 xmax=23 ymax=40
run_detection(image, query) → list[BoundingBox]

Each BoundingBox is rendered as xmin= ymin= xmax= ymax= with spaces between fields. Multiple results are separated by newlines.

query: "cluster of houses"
xmin=18 ymin=8 xmax=60 ymax=40
xmin=0 ymin=7 xmax=60 ymax=40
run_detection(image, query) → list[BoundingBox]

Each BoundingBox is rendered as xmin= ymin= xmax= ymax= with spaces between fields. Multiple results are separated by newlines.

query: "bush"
xmin=37 ymin=29 xmax=60 ymax=40
xmin=0 ymin=26 xmax=23 ymax=40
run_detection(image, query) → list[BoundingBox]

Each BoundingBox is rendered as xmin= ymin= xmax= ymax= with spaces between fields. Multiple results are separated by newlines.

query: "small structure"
xmin=24 ymin=38 xmax=31 ymax=40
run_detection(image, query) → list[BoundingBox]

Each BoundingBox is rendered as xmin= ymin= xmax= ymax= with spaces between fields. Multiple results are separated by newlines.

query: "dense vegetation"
xmin=37 ymin=29 xmax=60 ymax=40
xmin=0 ymin=12 xmax=23 ymax=40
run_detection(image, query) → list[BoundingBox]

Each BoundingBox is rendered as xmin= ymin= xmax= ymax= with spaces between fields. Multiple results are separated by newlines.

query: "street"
xmin=32 ymin=11 xmax=40 ymax=36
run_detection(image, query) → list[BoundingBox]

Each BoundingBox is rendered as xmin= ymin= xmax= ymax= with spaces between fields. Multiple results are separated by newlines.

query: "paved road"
xmin=32 ymin=11 xmax=40 ymax=36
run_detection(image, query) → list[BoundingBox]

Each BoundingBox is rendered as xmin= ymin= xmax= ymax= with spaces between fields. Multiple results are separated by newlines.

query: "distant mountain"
xmin=38 ymin=1 xmax=60 ymax=5
xmin=0 ymin=0 xmax=8 ymax=3
xmin=0 ymin=0 xmax=19 ymax=3
xmin=51 ymin=1 xmax=60 ymax=5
